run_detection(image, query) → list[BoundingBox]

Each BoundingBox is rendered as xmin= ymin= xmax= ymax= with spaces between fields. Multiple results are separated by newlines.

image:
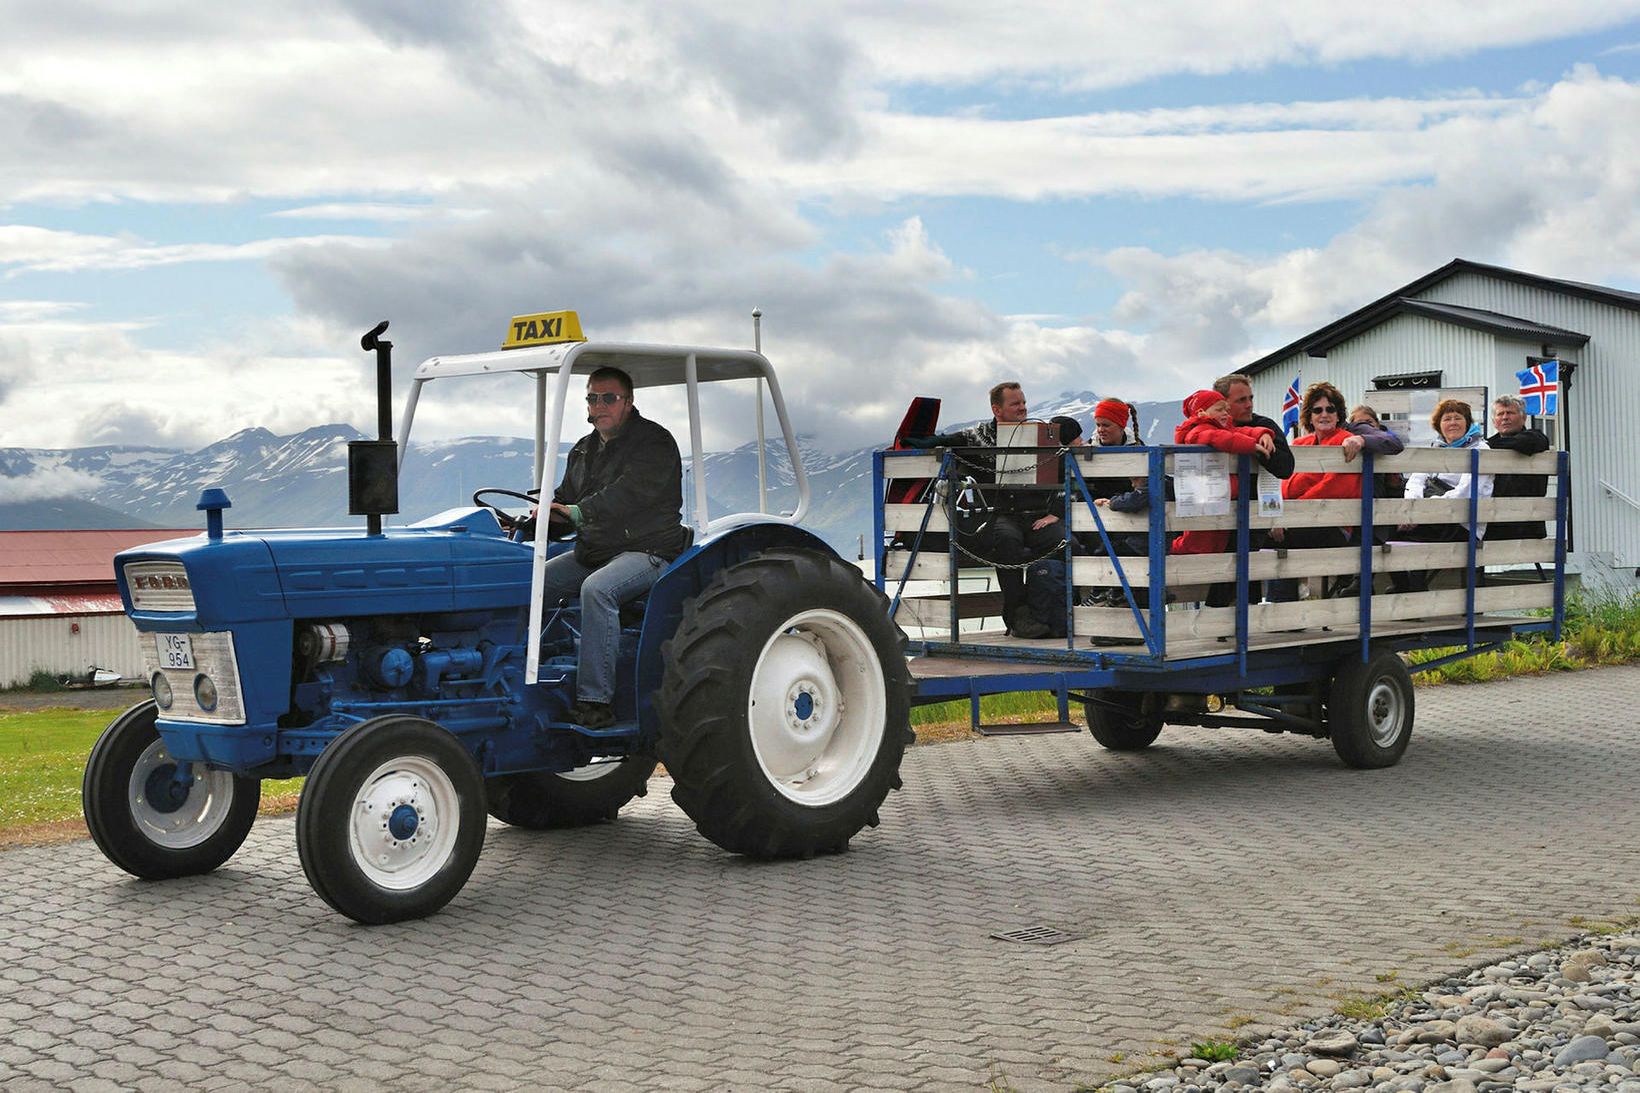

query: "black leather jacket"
xmin=553 ymin=409 xmax=690 ymax=568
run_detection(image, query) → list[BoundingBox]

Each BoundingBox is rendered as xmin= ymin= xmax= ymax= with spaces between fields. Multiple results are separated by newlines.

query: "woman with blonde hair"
xmin=1393 ymin=398 xmax=1493 ymax=592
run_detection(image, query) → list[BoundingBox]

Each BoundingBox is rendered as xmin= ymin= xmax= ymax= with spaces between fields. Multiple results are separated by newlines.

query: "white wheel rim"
xmin=1365 ymin=678 xmax=1405 ymax=747
xmin=557 ymin=758 xmax=625 ymax=783
xmin=347 ymin=756 xmax=461 ymax=891
xmin=747 ymin=608 xmax=886 ymax=807
xmin=127 ymin=739 xmax=236 ymax=850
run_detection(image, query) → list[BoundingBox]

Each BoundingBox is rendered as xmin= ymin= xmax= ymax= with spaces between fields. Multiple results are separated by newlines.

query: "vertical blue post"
xmin=1148 ymin=446 xmax=1167 ymax=659
xmin=1235 ymin=455 xmax=1251 ymax=673
xmin=1358 ymin=454 xmax=1375 ymax=663
xmin=1063 ymin=449 xmax=1075 ymax=651
xmin=1553 ymin=450 xmax=1569 ymax=639
xmin=1465 ymin=446 xmax=1480 ymax=649
xmin=871 ymin=450 xmax=886 ymax=594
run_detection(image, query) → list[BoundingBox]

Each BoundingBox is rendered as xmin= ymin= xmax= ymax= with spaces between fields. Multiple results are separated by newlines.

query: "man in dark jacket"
xmin=906 ymin=382 xmax=1064 ymax=638
xmin=1485 ymin=393 xmax=1552 ymax=541
xmin=541 ymin=366 xmax=689 ymax=728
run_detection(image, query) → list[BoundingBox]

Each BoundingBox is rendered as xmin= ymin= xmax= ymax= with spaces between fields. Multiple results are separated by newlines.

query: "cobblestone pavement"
xmin=2 ymin=666 xmax=1637 ymax=1092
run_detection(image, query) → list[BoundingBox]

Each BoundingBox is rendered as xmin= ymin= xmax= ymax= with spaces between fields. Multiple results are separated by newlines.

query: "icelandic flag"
xmin=1281 ymin=374 xmax=1302 ymax=436
xmin=1515 ymin=359 xmax=1559 ymax=416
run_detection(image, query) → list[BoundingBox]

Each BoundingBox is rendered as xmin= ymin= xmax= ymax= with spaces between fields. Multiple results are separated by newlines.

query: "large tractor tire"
xmin=1328 ymin=649 xmax=1415 ymax=769
xmin=485 ymin=756 xmax=657 ymax=829
xmin=657 ymin=547 xmax=914 ymax=859
xmin=296 ymin=716 xmax=486 ymax=924
xmin=83 ymin=700 xmax=260 ymax=879
xmin=1082 ymin=690 xmax=1164 ymax=751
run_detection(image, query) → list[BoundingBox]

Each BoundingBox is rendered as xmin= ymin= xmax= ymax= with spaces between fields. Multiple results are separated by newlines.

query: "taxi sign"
xmin=502 ymin=310 xmax=586 ymax=350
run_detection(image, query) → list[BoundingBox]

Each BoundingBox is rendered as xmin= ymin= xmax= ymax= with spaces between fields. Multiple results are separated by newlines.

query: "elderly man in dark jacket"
xmin=1485 ymin=394 xmax=1552 ymax=542
xmin=542 ymin=366 xmax=689 ymax=728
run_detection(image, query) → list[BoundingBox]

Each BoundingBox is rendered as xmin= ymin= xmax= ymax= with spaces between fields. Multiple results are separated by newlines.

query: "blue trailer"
xmin=84 ymin=315 xmax=913 ymax=923
xmin=874 ymin=438 xmax=1567 ymax=761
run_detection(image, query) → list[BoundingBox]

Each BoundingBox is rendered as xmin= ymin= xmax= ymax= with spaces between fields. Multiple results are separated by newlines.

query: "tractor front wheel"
xmin=658 ymin=548 xmax=913 ymax=859
xmin=83 ymin=700 xmax=259 ymax=879
xmin=296 ymin=716 xmax=486 ymax=924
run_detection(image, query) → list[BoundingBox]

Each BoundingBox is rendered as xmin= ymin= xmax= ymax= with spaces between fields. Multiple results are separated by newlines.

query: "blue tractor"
xmin=83 ymin=314 xmax=913 ymax=923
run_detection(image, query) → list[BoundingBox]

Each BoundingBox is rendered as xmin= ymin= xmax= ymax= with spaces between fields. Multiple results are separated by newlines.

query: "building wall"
xmin=1416 ymin=273 xmax=1640 ymax=572
xmin=0 ymin=614 xmax=147 ymax=688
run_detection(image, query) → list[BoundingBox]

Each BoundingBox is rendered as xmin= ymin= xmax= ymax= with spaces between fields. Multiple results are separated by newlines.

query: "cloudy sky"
xmin=5 ymin=1 xmax=1640 ymax=458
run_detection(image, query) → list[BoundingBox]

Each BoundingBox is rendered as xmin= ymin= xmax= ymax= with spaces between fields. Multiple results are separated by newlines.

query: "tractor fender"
xmin=634 ymin=524 xmax=843 ymax=743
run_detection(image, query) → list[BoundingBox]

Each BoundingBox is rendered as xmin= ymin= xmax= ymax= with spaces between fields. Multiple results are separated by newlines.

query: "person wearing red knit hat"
xmin=1172 ymin=389 xmax=1274 ymax=556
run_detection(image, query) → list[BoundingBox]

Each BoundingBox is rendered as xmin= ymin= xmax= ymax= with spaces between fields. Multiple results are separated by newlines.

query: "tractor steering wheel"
xmin=472 ymin=488 xmax=539 ymax=540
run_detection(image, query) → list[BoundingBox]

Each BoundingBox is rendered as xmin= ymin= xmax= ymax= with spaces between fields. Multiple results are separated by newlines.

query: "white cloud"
xmin=0 ymin=315 xmax=373 ymax=449
xmin=0 ymin=466 xmax=106 ymax=503
xmin=1059 ymin=65 xmax=1640 ymax=378
xmin=0 ymin=225 xmax=384 ymax=274
xmin=270 ymin=203 xmax=481 ymax=222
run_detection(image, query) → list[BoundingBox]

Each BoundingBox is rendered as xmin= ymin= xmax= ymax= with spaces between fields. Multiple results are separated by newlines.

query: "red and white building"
xmin=0 ymin=530 xmax=194 ymax=687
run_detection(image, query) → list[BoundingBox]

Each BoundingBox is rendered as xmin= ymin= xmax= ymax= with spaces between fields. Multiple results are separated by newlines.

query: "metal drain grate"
xmin=990 ymin=925 xmax=1080 ymax=945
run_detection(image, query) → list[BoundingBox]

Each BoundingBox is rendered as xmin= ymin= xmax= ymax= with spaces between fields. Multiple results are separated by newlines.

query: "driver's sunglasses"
xmin=585 ymin=392 xmax=627 ymax=406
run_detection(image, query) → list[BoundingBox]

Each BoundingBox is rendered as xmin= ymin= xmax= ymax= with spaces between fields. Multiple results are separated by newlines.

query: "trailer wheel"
xmin=658 ymin=548 xmax=914 ymax=859
xmin=83 ymin=700 xmax=259 ymax=879
xmin=485 ymin=756 xmax=657 ymax=829
xmin=1082 ymin=691 xmax=1164 ymax=751
xmin=1328 ymin=650 xmax=1414 ymax=769
xmin=296 ymin=716 xmax=485 ymax=924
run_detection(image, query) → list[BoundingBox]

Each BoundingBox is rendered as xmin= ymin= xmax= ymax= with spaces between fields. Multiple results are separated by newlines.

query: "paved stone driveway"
xmin=2 ymin=666 xmax=1638 ymax=1092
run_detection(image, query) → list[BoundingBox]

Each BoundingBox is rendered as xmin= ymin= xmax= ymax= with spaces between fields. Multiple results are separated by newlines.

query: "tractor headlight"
xmin=151 ymin=672 xmax=174 ymax=710
xmin=193 ymin=673 xmax=219 ymax=712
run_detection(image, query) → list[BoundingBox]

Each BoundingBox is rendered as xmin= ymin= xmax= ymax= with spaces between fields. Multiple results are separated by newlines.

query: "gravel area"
xmin=1114 ymin=930 xmax=1640 ymax=1093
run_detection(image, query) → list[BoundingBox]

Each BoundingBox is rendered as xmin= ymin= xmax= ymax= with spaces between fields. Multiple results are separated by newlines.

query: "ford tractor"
xmin=84 ymin=313 xmax=913 ymax=923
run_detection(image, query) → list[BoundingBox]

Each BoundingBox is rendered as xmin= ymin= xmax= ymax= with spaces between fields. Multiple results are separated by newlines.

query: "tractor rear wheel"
xmin=658 ymin=548 xmax=913 ymax=859
xmin=485 ymin=756 xmax=657 ymax=829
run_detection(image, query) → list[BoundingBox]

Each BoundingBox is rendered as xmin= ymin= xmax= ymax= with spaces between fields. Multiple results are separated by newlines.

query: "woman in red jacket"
xmin=1269 ymin=381 xmax=1390 ymax=596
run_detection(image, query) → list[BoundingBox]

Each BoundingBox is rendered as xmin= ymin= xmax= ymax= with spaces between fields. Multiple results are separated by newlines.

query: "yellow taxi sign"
xmin=502 ymin=310 xmax=586 ymax=350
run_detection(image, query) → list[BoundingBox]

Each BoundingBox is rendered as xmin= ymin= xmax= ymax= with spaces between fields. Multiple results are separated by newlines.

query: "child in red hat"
xmin=1172 ymin=389 xmax=1275 ymax=555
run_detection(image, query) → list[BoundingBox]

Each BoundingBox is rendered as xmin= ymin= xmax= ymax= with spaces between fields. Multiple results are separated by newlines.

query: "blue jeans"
xmin=539 ymin=550 xmax=666 ymax=704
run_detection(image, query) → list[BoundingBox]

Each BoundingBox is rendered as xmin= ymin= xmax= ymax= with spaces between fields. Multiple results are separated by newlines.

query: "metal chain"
xmin=950 ymin=535 xmax=1068 ymax=571
xmin=946 ymin=447 xmax=1067 ymax=476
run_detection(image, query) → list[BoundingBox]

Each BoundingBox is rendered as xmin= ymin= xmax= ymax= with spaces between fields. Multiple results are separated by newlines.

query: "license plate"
xmin=157 ymin=634 xmax=194 ymax=670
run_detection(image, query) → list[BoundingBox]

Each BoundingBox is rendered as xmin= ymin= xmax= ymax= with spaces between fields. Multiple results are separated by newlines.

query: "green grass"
xmin=1410 ymin=589 xmax=1640 ymax=684
xmin=1189 ymin=1040 xmax=1239 ymax=1062
xmin=0 ymin=708 xmax=302 ymax=832
xmin=0 ymin=709 xmax=111 ymax=827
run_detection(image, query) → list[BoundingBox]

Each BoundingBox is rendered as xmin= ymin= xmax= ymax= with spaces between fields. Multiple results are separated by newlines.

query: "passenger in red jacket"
xmin=1171 ymin=389 xmax=1274 ymax=555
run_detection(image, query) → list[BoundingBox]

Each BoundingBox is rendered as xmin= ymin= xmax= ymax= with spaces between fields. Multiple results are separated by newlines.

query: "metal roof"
xmin=0 ymin=592 xmax=127 ymax=618
xmin=0 ymin=530 xmax=199 ymax=589
xmin=1306 ymin=298 xmax=1589 ymax=355
xmin=1243 ymin=258 xmax=1639 ymax=377
xmin=413 ymin=341 xmax=770 ymax=386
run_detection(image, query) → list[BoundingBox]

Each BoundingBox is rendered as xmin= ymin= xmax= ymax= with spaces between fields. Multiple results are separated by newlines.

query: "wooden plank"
xmin=880 ymin=446 xmax=1559 ymax=482
xmin=1065 ymin=496 xmax=1557 ymax=534
xmin=1074 ymin=584 xmax=1554 ymax=640
xmin=884 ymin=535 xmax=1555 ymax=587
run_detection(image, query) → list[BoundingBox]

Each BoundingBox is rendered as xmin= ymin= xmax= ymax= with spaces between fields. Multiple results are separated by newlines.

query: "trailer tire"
xmin=1328 ymin=650 xmax=1414 ymax=769
xmin=485 ymin=757 xmax=657 ymax=829
xmin=83 ymin=700 xmax=259 ymax=879
xmin=658 ymin=548 xmax=914 ymax=859
xmin=297 ymin=716 xmax=485 ymax=924
xmin=1082 ymin=691 xmax=1164 ymax=751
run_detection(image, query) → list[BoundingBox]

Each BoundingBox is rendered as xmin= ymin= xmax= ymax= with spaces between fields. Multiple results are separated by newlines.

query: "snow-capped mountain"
xmin=0 ymin=392 xmax=1181 ymax=554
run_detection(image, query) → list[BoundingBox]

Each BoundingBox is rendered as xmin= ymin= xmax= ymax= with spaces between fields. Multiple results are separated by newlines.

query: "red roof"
xmin=0 ymin=530 xmax=198 ymax=589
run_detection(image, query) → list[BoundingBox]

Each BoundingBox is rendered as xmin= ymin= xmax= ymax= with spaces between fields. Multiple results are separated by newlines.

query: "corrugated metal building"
xmin=1241 ymin=259 xmax=1640 ymax=592
xmin=0 ymin=530 xmax=194 ymax=687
